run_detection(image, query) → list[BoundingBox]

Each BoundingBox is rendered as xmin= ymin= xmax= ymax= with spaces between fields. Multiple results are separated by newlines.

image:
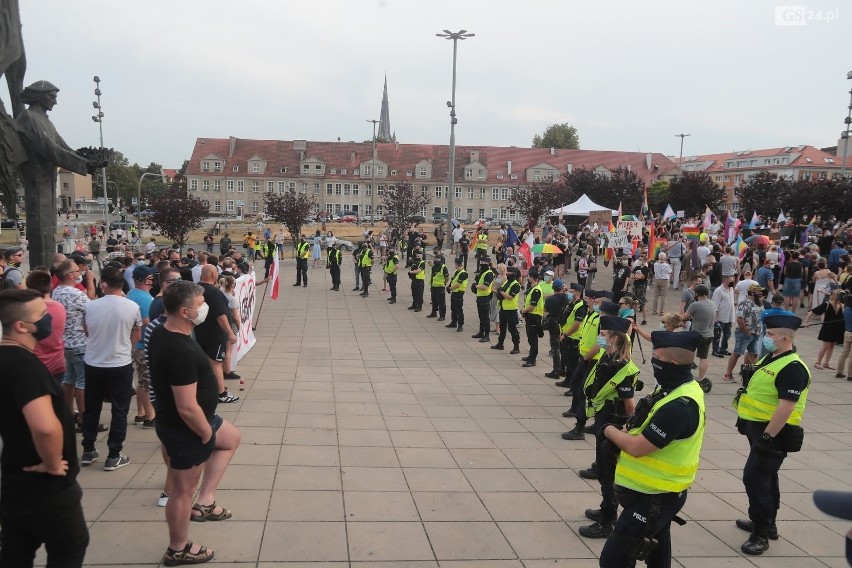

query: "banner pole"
xmin=252 ymin=279 xmax=268 ymax=331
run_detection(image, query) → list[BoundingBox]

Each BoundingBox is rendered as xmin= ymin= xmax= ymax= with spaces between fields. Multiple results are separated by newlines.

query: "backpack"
xmin=0 ymin=266 xmax=22 ymax=291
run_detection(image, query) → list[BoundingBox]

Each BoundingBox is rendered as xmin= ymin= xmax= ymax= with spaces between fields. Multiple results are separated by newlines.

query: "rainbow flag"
xmin=648 ymin=223 xmax=657 ymax=261
xmin=734 ymin=235 xmax=748 ymax=258
xmin=683 ymin=225 xmax=700 ymax=242
xmin=652 ymin=238 xmax=667 ymax=261
xmin=748 ymin=211 xmax=760 ymax=229
xmin=800 ymin=215 xmax=817 ymax=246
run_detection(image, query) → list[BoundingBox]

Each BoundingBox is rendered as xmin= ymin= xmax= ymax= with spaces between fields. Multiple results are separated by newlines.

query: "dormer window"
xmin=232 ymin=166 xmax=239 ymax=172
xmin=330 ymin=168 xmax=337 ymax=174
xmin=280 ymin=166 xmax=287 ymax=173
xmin=251 ymin=162 xmax=260 ymax=173
xmin=419 ymin=167 xmax=427 ymax=177
xmin=496 ymin=173 xmax=504 ymax=179
xmin=390 ymin=170 xmax=397 ymax=176
xmin=214 ymin=161 xmax=222 ymax=172
xmin=202 ymin=161 xmax=210 ymax=172
xmin=303 ymin=164 xmax=310 ymax=172
xmin=341 ymin=168 xmax=347 ymax=175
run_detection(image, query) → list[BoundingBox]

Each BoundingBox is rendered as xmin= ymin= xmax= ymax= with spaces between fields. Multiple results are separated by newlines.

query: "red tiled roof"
xmin=162 ymin=168 xmax=178 ymax=179
xmin=674 ymin=145 xmax=852 ymax=171
xmin=186 ymin=138 xmax=677 ymax=184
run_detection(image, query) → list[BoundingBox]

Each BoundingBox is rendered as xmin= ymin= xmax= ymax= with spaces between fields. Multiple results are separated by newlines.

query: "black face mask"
xmin=26 ymin=313 xmax=53 ymax=342
xmin=651 ymin=357 xmax=693 ymax=385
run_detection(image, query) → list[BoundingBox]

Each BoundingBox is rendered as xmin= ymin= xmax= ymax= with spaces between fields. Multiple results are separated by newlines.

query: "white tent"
xmin=550 ymin=194 xmax=617 ymax=217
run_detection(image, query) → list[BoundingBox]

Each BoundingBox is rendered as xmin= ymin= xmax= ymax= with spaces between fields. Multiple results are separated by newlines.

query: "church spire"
xmin=378 ymin=74 xmax=393 ymax=141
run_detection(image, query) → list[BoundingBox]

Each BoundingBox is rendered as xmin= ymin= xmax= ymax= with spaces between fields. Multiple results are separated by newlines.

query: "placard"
xmin=617 ymin=220 xmax=642 ymax=237
xmin=233 ymin=272 xmax=257 ymax=363
xmin=609 ymin=233 xmax=631 ymax=249
xmin=588 ymin=209 xmax=612 ymax=227
xmin=676 ymin=210 xmax=685 ymax=218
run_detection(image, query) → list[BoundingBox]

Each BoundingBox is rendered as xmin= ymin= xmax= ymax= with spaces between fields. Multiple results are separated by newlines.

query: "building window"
xmin=252 ymin=181 xmax=259 ymax=192
xmin=363 ymin=165 xmax=372 ymax=175
xmin=344 ymin=183 xmax=351 ymax=195
xmin=278 ymin=182 xmax=286 ymax=194
xmin=390 ymin=170 xmax=397 ymax=176
xmin=303 ymin=164 xmax=310 ymax=173
xmin=252 ymin=162 xmax=260 ymax=173
xmin=232 ymin=166 xmax=239 ymax=172
xmin=478 ymin=169 xmax=485 ymax=179
xmin=435 ymin=186 xmax=443 ymax=198
xmin=252 ymin=201 xmax=259 ymax=213
xmin=465 ymin=168 xmax=472 ymax=179
xmin=335 ymin=184 xmax=342 ymax=195
xmin=280 ymin=167 xmax=287 ymax=173
xmin=468 ymin=188 xmax=474 ymax=199
xmin=202 ymin=180 xmax=209 ymax=191
xmin=267 ymin=181 xmax=274 ymax=192
xmin=421 ymin=185 xmax=428 ymax=197
xmin=326 ymin=203 xmax=334 ymax=215
xmin=500 ymin=187 xmax=509 ymax=201
xmin=315 ymin=165 xmax=322 ymax=172
xmin=419 ymin=207 xmax=427 ymax=217
xmin=314 ymin=183 xmax=320 ymax=195
xmin=226 ymin=200 xmax=235 ymax=212
xmin=377 ymin=185 xmax=385 ymax=195
xmin=237 ymin=180 xmax=245 ymax=192
xmin=496 ymin=173 xmax=504 ymax=180
xmin=341 ymin=168 xmax=347 ymax=175
xmin=352 ymin=184 xmax=359 ymax=195
xmin=214 ymin=200 xmax=221 ymax=212
xmin=377 ymin=166 xmax=385 ymax=175
xmin=330 ymin=168 xmax=337 ymax=174
xmin=478 ymin=208 xmax=485 ymax=219
xmin=419 ymin=167 xmax=427 ymax=177
xmin=365 ymin=204 xmax=372 ymax=215
xmin=480 ymin=188 xmax=487 ymax=199
xmin=226 ymin=180 xmax=234 ymax=192
xmin=202 ymin=162 xmax=210 ymax=172
xmin=365 ymin=184 xmax=372 ymax=196
xmin=492 ymin=188 xmax=499 ymax=200
xmin=455 ymin=187 xmax=462 ymax=198
xmin=533 ymin=170 xmax=541 ymax=181
xmin=406 ymin=170 xmax=413 ymax=177
xmin=289 ymin=181 xmax=296 ymax=191
xmin=190 ymin=179 xmax=198 ymax=191
xmin=301 ymin=182 xmax=307 ymax=193
xmin=213 ymin=161 xmax=221 ymax=172
xmin=326 ymin=183 xmax=333 ymax=195
xmin=214 ymin=180 xmax=221 ymax=192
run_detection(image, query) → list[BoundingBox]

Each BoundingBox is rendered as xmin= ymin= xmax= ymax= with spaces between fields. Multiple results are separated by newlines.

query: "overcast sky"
xmin=16 ymin=0 xmax=850 ymax=168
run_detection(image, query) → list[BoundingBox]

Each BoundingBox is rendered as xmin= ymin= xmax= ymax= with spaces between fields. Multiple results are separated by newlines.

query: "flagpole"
xmin=252 ymin=280 xmax=268 ymax=331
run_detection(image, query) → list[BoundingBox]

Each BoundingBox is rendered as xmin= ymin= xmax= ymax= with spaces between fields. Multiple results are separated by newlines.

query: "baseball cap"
xmin=132 ymin=265 xmax=154 ymax=281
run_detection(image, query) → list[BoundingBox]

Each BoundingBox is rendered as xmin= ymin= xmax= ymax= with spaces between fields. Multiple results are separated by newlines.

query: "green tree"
xmin=149 ymin=186 xmax=208 ymax=250
xmin=265 ymin=191 xmax=315 ymax=251
xmin=735 ymin=171 xmax=792 ymax=221
xmin=646 ymin=179 xmax=671 ymax=214
xmin=507 ymin=179 xmax=569 ymax=230
xmin=668 ymin=171 xmax=725 ymax=218
xmin=381 ymin=180 xmax=432 ymax=236
xmin=565 ymin=167 xmax=643 ymax=213
xmin=532 ymin=123 xmax=580 ymax=149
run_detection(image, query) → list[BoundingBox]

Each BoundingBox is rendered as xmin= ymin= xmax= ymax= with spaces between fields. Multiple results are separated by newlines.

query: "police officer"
xmin=520 ymin=269 xmax=547 ymax=367
xmin=294 ymin=235 xmax=310 ymax=287
xmin=599 ymin=330 xmax=706 ymax=568
xmin=446 ymin=257 xmax=467 ymax=331
xmin=327 ymin=243 xmax=342 ymax=291
xmin=578 ymin=315 xmax=639 ymax=537
xmin=555 ymin=284 xmax=587 ymax=385
xmin=471 ymin=256 xmax=494 ymax=343
xmin=734 ymin=314 xmax=810 ymax=555
xmin=358 ymin=242 xmax=373 ymax=297
xmin=427 ymin=254 xmax=449 ymax=320
xmin=383 ymin=249 xmax=399 ymax=303
xmin=491 ymin=265 xmax=522 ymax=353
xmin=474 ymin=228 xmax=488 ymax=263
xmin=408 ymin=250 xmax=426 ymax=312
xmin=352 ymin=241 xmax=364 ymax=291
xmin=543 ymin=279 xmax=570 ymax=378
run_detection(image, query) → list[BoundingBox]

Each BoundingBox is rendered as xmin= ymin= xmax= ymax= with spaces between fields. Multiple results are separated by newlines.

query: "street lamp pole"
xmin=138 ymin=170 xmax=162 ymax=228
xmin=675 ymin=133 xmax=691 ymax=165
xmin=92 ymin=76 xmax=108 ymax=227
xmin=367 ymin=119 xmax=379 ymax=227
xmin=437 ymin=29 xmax=474 ymax=253
xmin=841 ymin=71 xmax=852 ymax=177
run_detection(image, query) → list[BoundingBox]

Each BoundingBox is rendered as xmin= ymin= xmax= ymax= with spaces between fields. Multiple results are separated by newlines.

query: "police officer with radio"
xmin=598 ymin=330 xmax=706 ymax=568
xmin=520 ymin=268 xmax=545 ymax=367
xmin=294 ymin=235 xmax=310 ymax=287
xmin=555 ymin=284 xmax=587 ymax=385
xmin=446 ymin=257 xmax=467 ymax=331
xmin=734 ymin=314 xmax=810 ymax=555
xmin=471 ymin=256 xmax=494 ymax=343
xmin=383 ymin=249 xmax=399 ymax=304
xmin=327 ymin=243 xmax=342 ymax=291
xmin=408 ymin=251 xmax=426 ymax=312
xmin=427 ymin=255 xmax=449 ymax=320
xmin=358 ymin=241 xmax=373 ymax=297
xmin=491 ymin=266 xmax=522 ymax=353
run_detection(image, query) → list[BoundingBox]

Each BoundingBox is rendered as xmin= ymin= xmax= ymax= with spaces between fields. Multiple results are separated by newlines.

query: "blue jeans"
xmin=63 ymin=346 xmax=86 ymax=390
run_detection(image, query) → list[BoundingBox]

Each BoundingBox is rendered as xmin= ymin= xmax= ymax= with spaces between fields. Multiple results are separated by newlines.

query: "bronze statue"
xmin=15 ymin=81 xmax=91 ymax=267
xmin=0 ymin=0 xmax=27 ymax=218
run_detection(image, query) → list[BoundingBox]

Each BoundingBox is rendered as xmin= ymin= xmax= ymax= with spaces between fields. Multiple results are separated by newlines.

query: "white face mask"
xmin=189 ymin=302 xmax=209 ymax=326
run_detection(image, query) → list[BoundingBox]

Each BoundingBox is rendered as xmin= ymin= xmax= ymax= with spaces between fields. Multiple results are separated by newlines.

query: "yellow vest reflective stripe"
xmin=584 ymin=358 xmax=640 ymax=415
xmin=328 ymin=249 xmax=341 ymax=264
xmin=615 ymin=380 xmax=706 ymax=494
xmin=499 ymin=280 xmax=520 ymax=311
xmin=476 ymin=269 xmax=494 ymax=296
xmin=736 ymin=351 xmax=810 ymax=425
xmin=384 ymin=256 xmax=397 ymax=274
xmin=431 ymin=264 xmax=448 ymax=287
xmin=525 ymin=283 xmax=545 ymax=316
xmin=415 ymin=260 xmax=426 ymax=280
xmin=539 ymin=281 xmax=554 ymax=297
xmin=561 ymin=302 xmax=584 ymax=338
xmin=359 ymin=248 xmax=372 ymax=267
xmin=449 ymin=269 xmax=468 ymax=292
xmin=579 ymin=311 xmax=601 ymax=358
xmin=298 ymin=242 xmax=310 ymax=259
xmin=475 ymin=234 xmax=488 ymax=250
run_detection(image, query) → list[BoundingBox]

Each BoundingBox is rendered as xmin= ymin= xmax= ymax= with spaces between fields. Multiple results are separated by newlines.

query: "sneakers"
xmin=224 ymin=371 xmax=241 ymax=380
xmin=80 ymin=449 xmax=99 ymax=465
xmin=219 ymin=391 xmax=240 ymax=403
xmin=104 ymin=454 xmax=131 ymax=471
xmin=158 ymin=492 xmax=170 ymax=507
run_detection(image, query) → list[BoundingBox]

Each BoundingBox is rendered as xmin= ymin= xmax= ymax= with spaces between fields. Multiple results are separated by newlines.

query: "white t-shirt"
xmin=697 ymin=246 xmax=710 ymax=267
xmin=734 ymin=278 xmax=758 ymax=306
xmin=83 ymin=295 xmax=141 ymax=367
xmin=452 ymin=227 xmax=463 ymax=243
xmin=145 ymin=241 xmax=156 ymax=254
xmin=191 ymin=263 xmax=204 ymax=283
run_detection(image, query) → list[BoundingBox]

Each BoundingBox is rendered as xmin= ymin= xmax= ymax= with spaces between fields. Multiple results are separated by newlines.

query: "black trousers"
xmin=264 ymin=259 xmax=273 ymax=279
xmin=329 ymin=264 xmax=341 ymax=288
xmin=525 ymin=314 xmax=542 ymax=363
xmin=593 ymin=401 xmax=622 ymax=519
xmin=476 ymin=296 xmax=490 ymax=336
xmin=386 ymin=274 xmax=397 ymax=300
xmin=562 ymin=339 xmax=580 ymax=377
xmin=547 ymin=321 xmax=561 ymax=373
xmin=0 ymin=485 xmax=89 ymax=568
xmin=295 ymin=258 xmax=308 ymax=284
xmin=600 ymin=489 xmax=688 ymax=568
xmin=450 ymin=292 xmax=464 ymax=325
xmin=82 ymin=363 xmax=133 ymax=455
xmin=570 ymin=358 xmax=593 ymax=422
xmin=742 ymin=420 xmax=786 ymax=530
xmin=430 ymin=287 xmax=446 ymax=317
xmin=411 ymin=279 xmax=424 ymax=309
xmin=497 ymin=310 xmax=520 ymax=347
xmin=360 ymin=266 xmax=372 ymax=294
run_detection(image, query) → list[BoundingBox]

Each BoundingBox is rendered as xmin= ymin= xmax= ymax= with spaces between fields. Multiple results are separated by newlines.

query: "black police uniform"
xmin=327 ymin=246 xmax=342 ymax=290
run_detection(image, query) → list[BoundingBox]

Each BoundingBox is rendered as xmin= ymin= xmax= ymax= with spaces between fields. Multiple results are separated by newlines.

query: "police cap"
xmin=600 ymin=316 xmax=631 ymax=333
xmin=651 ymin=330 xmax=701 ymax=352
xmin=764 ymin=315 xmax=802 ymax=331
xmin=600 ymin=301 xmax=619 ymax=316
xmin=570 ymin=283 xmax=584 ymax=293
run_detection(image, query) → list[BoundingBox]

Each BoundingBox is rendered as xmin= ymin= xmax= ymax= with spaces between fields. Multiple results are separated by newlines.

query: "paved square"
xmin=70 ymin=260 xmax=851 ymax=566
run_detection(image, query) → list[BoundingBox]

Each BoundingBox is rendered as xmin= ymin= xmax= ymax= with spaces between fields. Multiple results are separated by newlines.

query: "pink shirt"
xmin=34 ymin=299 xmax=66 ymax=376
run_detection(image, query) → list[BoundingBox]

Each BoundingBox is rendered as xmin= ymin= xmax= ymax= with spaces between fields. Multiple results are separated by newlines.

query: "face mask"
xmin=651 ymin=357 xmax=693 ymax=384
xmin=619 ymin=308 xmax=632 ymax=318
xmin=596 ymin=335 xmax=608 ymax=348
xmin=762 ymin=336 xmax=779 ymax=353
xmin=189 ymin=302 xmax=209 ymax=326
xmin=592 ymin=304 xmax=600 ymax=313
xmin=74 ymin=275 xmax=83 ymax=284
xmin=136 ymin=260 xmax=145 ymax=266
xmin=565 ymin=292 xmax=574 ymax=302
xmin=27 ymin=313 xmax=53 ymax=341
xmin=543 ymin=274 xmax=552 ymax=282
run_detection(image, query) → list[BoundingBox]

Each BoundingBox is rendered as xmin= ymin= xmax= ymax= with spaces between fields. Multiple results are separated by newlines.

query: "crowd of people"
xmin=1 ymin=209 xmax=851 ymax=567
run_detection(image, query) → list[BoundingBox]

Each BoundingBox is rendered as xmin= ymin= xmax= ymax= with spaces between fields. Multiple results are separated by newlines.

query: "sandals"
xmin=190 ymin=501 xmax=232 ymax=522
xmin=815 ymin=363 xmax=823 ymax=370
xmin=163 ymin=541 xmax=214 ymax=566
xmin=824 ymin=364 xmax=835 ymax=370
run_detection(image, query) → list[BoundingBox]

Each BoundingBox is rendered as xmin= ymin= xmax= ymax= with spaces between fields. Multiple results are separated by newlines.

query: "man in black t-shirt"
xmin=148 ymin=281 xmax=241 ymax=565
xmin=195 ymin=265 xmax=238 ymax=404
xmin=0 ymin=289 xmax=89 ymax=566
xmin=611 ymin=255 xmax=631 ymax=303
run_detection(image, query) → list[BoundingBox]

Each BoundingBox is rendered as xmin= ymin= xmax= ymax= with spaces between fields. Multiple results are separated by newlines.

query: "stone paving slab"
xmin=55 ymin=259 xmax=851 ymax=566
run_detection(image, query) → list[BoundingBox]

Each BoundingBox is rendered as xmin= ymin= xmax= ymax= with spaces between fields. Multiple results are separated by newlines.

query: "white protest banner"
xmin=617 ymin=220 xmax=642 ymax=237
xmin=609 ymin=232 xmax=631 ymax=249
xmin=233 ymin=272 xmax=257 ymax=362
xmin=676 ymin=210 xmax=685 ymax=218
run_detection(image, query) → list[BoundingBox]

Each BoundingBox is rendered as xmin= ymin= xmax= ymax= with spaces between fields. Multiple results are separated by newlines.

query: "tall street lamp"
xmin=91 ymin=76 xmax=108 ymax=227
xmin=675 ymin=133 xmax=691 ymax=165
xmin=437 ymin=29 xmax=474 ymax=251
xmin=138 ymin=171 xmax=162 ymax=227
xmin=841 ymin=71 xmax=852 ymax=178
xmin=367 ymin=119 xmax=379 ymax=227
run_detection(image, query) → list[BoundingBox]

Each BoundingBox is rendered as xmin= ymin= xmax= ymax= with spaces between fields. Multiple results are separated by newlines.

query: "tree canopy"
xmin=381 ymin=180 xmax=432 ymax=236
xmin=149 ymin=186 xmax=208 ymax=250
xmin=264 ymin=191 xmax=315 ymax=247
xmin=736 ymin=172 xmax=852 ymax=221
xmin=532 ymin=123 xmax=580 ymax=150
xmin=508 ymin=179 xmax=573 ymax=230
xmin=668 ymin=171 xmax=726 ymax=218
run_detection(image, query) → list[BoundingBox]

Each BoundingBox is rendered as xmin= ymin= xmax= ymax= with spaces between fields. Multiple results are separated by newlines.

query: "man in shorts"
xmin=128 ymin=265 xmax=155 ymax=427
xmin=724 ymin=284 xmax=765 ymax=383
xmin=195 ymin=265 xmax=238 ymax=403
xmin=148 ymin=281 xmax=241 ymax=566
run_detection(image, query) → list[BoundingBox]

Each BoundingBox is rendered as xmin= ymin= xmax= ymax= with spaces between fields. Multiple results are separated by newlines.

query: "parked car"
xmin=339 ymin=214 xmax=359 ymax=223
xmin=109 ymin=220 xmax=134 ymax=230
xmin=1 ymin=218 xmax=18 ymax=229
xmin=409 ymin=215 xmax=426 ymax=225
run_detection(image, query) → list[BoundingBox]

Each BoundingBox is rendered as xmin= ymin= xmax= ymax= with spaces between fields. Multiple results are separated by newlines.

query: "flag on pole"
xmin=604 ymin=202 xmax=620 ymax=263
xmin=683 ymin=226 xmax=701 ymax=241
xmin=662 ymin=204 xmax=676 ymax=221
xmin=648 ymin=222 xmax=657 ymax=260
xmin=777 ymin=211 xmax=786 ymax=223
xmin=640 ymin=188 xmax=650 ymax=220
xmin=269 ymin=255 xmax=280 ymax=300
xmin=800 ymin=215 xmax=817 ymax=246
xmin=749 ymin=211 xmax=760 ymax=229
xmin=734 ymin=235 xmax=748 ymax=258
xmin=702 ymin=206 xmax=713 ymax=229
xmin=517 ymin=242 xmax=532 ymax=269
xmin=505 ymin=225 xmax=519 ymax=249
